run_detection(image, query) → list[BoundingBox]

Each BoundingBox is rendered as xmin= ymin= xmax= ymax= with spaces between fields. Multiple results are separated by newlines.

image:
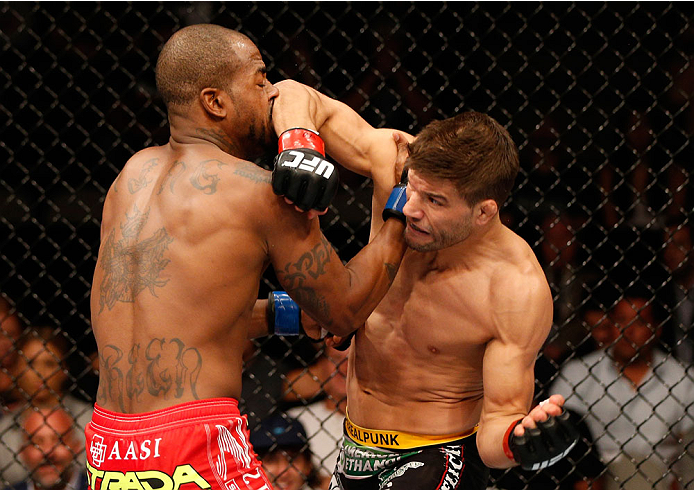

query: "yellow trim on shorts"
xmin=344 ymin=412 xmax=478 ymax=450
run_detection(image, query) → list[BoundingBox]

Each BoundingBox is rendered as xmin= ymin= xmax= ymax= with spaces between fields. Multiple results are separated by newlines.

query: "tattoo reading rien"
xmin=98 ymin=204 xmax=174 ymax=312
xmin=276 ymin=235 xmax=334 ymax=324
xmin=97 ymin=338 xmax=202 ymax=411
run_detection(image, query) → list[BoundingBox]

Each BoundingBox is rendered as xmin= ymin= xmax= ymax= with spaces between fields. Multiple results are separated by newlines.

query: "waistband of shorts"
xmin=92 ymin=398 xmax=240 ymax=431
xmin=344 ymin=411 xmax=478 ymax=450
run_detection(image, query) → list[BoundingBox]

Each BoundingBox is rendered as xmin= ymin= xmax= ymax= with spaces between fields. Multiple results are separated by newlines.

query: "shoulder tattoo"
xmin=190 ymin=159 xmax=228 ymax=194
xmin=158 ymin=160 xmax=187 ymax=195
xmin=128 ymin=158 xmax=159 ymax=194
xmin=233 ymin=162 xmax=271 ymax=184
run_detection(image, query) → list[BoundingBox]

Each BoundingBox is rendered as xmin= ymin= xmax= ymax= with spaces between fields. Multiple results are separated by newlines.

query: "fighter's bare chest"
xmin=371 ymin=265 xmax=494 ymax=355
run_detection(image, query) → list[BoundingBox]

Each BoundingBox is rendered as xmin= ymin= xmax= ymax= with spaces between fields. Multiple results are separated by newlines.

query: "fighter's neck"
xmin=168 ymin=115 xmax=245 ymax=158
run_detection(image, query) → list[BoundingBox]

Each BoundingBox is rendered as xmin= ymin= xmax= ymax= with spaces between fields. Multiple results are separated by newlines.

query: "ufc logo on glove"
xmin=272 ymin=128 xmax=340 ymax=211
xmin=279 ymin=150 xmax=335 ymax=179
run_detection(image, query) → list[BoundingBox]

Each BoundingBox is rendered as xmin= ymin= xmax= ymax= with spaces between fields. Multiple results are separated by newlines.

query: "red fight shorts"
xmin=85 ymin=398 xmax=272 ymax=490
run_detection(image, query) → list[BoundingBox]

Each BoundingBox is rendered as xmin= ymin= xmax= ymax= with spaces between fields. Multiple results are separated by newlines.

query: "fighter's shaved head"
xmin=155 ymin=24 xmax=253 ymax=108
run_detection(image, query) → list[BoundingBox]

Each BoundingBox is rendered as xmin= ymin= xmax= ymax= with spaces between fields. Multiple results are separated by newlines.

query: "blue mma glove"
xmin=267 ymin=291 xmax=300 ymax=336
xmin=382 ymin=169 xmax=408 ymax=223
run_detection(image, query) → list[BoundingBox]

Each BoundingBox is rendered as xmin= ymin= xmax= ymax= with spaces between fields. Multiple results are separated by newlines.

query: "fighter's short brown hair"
xmin=155 ymin=24 xmax=250 ymax=107
xmin=407 ymin=112 xmax=520 ymax=206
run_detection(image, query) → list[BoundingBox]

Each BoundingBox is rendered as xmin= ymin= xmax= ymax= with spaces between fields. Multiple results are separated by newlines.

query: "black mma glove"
xmin=382 ymin=169 xmax=408 ymax=224
xmin=504 ymin=410 xmax=579 ymax=471
xmin=272 ymin=128 xmax=340 ymax=211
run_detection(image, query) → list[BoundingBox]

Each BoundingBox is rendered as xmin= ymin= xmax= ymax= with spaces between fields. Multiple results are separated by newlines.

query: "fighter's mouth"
xmin=407 ymin=221 xmax=429 ymax=235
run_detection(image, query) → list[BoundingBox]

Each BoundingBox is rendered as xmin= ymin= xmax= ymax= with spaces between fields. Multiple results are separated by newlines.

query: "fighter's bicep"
xmin=481 ymin=275 xmax=552 ymax=419
xmin=481 ymin=337 xmax=536 ymax=419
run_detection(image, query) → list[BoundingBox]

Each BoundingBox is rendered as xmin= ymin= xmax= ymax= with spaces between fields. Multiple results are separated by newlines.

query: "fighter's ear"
xmin=199 ymin=88 xmax=228 ymax=118
xmin=474 ymin=199 xmax=498 ymax=225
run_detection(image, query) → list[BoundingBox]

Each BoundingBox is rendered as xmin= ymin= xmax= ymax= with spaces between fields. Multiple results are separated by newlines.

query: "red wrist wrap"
xmin=278 ymin=128 xmax=325 ymax=156
xmin=503 ymin=418 xmax=523 ymax=461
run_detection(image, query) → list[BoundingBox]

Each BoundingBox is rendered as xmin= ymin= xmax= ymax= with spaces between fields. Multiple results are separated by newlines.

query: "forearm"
xmin=248 ymin=299 xmax=270 ymax=339
xmin=335 ymin=219 xmax=406 ymax=333
xmin=273 ymin=80 xmax=326 ymax=134
xmin=273 ymin=80 xmax=381 ymax=177
xmin=272 ymin=219 xmax=406 ymax=338
xmin=476 ymin=414 xmax=525 ymax=468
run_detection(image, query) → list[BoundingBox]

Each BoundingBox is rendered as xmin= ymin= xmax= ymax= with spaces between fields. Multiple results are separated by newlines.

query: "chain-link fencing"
xmin=1 ymin=2 xmax=693 ymax=489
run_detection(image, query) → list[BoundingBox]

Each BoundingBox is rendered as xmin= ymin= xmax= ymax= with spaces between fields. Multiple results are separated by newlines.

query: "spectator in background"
xmin=0 ymin=326 xmax=92 ymax=486
xmin=0 ymin=296 xmax=22 ymax=413
xmin=250 ymin=414 xmax=320 ymax=490
xmin=287 ymin=345 xmax=348 ymax=489
xmin=550 ymin=289 xmax=694 ymax=490
xmin=657 ymin=217 xmax=694 ymax=364
xmin=240 ymin=330 xmax=322 ymax=434
xmin=582 ymin=296 xmax=616 ymax=352
xmin=8 ymin=407 xmax=87 ymax=490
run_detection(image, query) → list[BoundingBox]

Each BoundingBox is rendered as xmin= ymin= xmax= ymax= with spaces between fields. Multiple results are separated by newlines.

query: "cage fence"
xmin=1 ymin=2 xmax=693 ymax=489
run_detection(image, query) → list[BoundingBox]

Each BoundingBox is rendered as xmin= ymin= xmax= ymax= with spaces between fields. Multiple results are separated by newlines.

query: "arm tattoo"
xmin=385 ymin=262 xmax=398 ymax=283
xmin=128 ymin=158 xmax=159 ymax=194
xmin=98 ymin=205 xmax=174 ymax=312
xmin=276 ymin=235 xmax=334 ymax=324
xmin=233 ymin=162 xmax=271 ymax=184
xmin=190 ymin=159 xmax=228 ymax=194
xmin=158 ymin=160 xmax=187 ymax=195
xmin=97 ymin=338 xmax=202 ymax=407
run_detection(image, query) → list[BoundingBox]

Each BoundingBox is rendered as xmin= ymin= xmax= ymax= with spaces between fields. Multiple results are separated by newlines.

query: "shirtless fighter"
xmin=270 ymin=81 xmax=579 ymax=489
xmin=86 ymin=25 xmax=408 ymax=490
